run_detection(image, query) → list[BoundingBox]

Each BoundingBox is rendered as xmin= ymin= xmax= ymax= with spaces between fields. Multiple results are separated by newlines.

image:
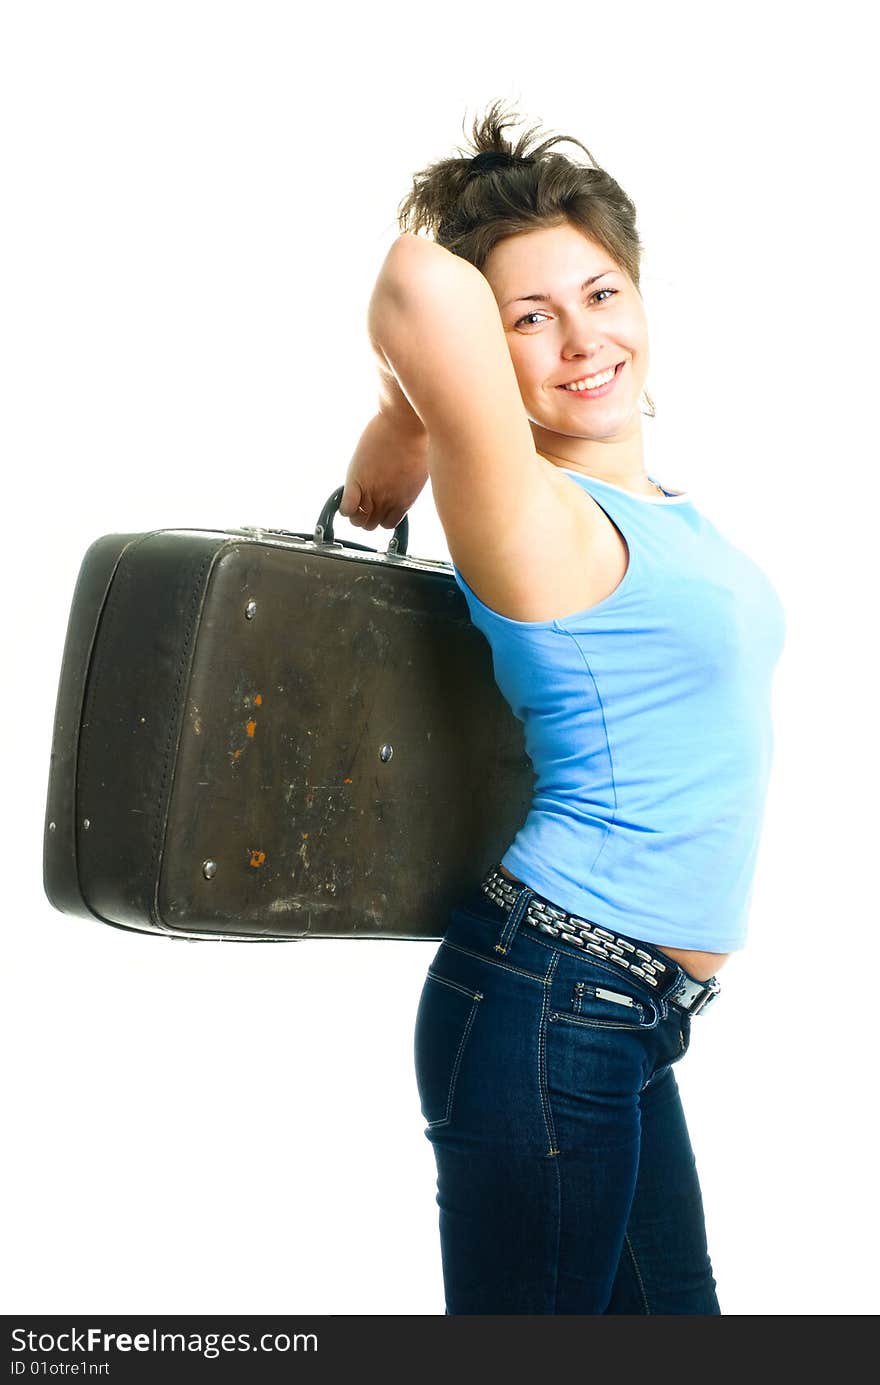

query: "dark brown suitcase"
xmin=43 ymin=488 xmax=534 ymax=942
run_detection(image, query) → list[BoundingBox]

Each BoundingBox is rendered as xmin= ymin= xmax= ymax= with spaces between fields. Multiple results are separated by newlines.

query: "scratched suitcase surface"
xmin=43 ymin=488 xmax=535 ymax=941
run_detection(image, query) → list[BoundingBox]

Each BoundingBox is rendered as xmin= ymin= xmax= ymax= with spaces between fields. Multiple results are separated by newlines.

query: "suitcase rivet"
xmin=379 ymin=744 xmax=393 ymax=763
xmin=202 ymin=860 xmax=218 ymax=880
xmin=82 ymin=819 xmax=90 ymax=830
xmin=245 ymin=599 xmax=257 ymax=619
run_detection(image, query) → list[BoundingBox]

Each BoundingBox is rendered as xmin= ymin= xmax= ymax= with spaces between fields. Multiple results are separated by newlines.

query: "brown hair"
xmin=397 ymin=99 xmax=655 ymax=416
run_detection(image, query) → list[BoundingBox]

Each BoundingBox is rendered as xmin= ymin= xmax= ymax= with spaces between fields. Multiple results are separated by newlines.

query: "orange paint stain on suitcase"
xmin=246 ymin=720 xmax=257 ymax=737
xmin=254 ymin=693 xmax=263 ymax=706
xmin=249 ymin=850 xmax=266 ymax=868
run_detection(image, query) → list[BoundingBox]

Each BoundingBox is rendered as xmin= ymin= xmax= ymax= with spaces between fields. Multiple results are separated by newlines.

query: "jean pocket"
xmin=549 ymin=977 xmax=660 ymax=1031
xmin=413 ymin=969 xmax=484 ymax=1128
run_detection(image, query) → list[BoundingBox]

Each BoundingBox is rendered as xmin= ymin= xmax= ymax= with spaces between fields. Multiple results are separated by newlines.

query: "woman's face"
xmin=481 ymin=221 xmax=650 ymax=450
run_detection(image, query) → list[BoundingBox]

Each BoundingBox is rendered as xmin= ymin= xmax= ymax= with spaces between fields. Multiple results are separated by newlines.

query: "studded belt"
xmin=480 ymin=867 xmax=721 ymax=1017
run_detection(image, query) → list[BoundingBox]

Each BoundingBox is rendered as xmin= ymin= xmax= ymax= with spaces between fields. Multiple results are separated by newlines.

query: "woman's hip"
xmin=413 ymin=889 xmax=693 ymax=1149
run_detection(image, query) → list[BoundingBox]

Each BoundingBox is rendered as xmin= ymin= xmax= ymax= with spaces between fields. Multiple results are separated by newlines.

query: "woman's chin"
xmin=538 ymin=410 xmax=637 ymax=445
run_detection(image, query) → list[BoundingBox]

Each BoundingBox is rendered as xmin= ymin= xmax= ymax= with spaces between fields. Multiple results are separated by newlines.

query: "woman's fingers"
xmin=339 ymin=477 xmax=365 ymax=519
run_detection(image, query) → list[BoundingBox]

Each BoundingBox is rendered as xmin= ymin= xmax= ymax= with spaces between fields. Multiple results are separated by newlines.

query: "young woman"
xmin=340 ymin=100 xmax=786 ymax=1314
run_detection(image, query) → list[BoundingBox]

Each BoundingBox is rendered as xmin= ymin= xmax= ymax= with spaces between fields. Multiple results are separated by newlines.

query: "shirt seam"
xmin=551 ymin=626 xmax=617 ymax=877
xmin=560 ymin=468 xmax=693 ymax=504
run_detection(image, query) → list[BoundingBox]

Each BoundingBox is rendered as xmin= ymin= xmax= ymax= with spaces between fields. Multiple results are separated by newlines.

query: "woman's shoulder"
xmin=449 ymin=459 xmax=629 ymax=627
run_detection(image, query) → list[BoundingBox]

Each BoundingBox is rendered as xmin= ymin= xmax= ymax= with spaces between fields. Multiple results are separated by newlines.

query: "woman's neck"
xmin=532 ymin=424 xmax=656 ymax=497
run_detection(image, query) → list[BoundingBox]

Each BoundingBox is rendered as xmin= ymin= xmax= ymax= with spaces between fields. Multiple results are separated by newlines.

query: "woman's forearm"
xmin=374 ymin=351 xmax=428 ymax=438
xmin=344 ymin=236 xmax=480 ymax=524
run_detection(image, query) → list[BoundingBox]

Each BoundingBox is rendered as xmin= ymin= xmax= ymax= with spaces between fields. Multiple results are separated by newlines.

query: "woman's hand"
xmin=340 ymin=269 xmax=434 ymax=532
xmin=339 ymin=395 xmax=430 ymax=532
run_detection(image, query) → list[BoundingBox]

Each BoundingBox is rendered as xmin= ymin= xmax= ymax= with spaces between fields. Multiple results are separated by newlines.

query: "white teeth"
xmin=561 ymin=365 xmax=617 ymax=391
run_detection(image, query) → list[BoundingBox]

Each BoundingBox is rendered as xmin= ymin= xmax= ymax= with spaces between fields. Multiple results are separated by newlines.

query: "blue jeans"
xmin=413 ymin=877 xmax=721 ymax=1314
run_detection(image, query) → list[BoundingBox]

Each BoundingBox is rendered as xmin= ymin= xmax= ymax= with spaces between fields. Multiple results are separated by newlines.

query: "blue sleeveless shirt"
xmin=452 ymin=469 xmax=787 ymax=952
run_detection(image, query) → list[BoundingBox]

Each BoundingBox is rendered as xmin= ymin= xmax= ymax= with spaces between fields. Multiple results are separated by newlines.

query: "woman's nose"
xmin=559 ymin=317 xmax=604 ymax=359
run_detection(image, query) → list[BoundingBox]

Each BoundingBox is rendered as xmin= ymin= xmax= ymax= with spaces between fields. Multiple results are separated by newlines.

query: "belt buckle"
xmin=666 ymin=972 xmax=721 ymax=1016
xmin=686 ymin=977 xmax=721 ymax=1016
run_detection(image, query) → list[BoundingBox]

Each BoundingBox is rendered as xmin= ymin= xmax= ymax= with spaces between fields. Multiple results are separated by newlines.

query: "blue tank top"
xmin=452 ymin=469 xmax=787 ymax=951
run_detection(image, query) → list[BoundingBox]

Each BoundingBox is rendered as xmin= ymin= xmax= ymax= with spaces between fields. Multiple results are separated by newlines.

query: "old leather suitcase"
xmin=43 ymin=488 xmax=534 ymax=942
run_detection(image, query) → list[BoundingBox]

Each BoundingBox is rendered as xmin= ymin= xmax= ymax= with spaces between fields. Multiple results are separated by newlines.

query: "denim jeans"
xmin=413 ymin=877 xmax=721 ymax=1314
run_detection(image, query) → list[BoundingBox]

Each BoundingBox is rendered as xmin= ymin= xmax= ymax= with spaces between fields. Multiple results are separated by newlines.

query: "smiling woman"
xmin=339 ymin=98 xmax=786 ymax=1316
xmin=480 ymin=221 xmax=652 ymax=465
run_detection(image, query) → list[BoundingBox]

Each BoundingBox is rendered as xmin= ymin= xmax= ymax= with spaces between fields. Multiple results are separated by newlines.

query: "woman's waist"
xmin=497 ymin=864 xmax=731 ymax=981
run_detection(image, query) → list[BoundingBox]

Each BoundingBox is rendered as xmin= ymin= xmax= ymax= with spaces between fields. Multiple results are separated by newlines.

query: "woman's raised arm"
xmin=362 ymin=233 xmax=552 ymax=566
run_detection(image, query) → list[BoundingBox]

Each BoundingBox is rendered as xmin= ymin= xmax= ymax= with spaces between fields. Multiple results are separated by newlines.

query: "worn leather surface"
xmin=44 ymin=528 xmax=533 ymax=941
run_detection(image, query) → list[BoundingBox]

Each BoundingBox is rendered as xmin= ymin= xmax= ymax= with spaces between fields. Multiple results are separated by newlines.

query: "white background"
xmin=2 ymin=0 xmax=877 ymax=1316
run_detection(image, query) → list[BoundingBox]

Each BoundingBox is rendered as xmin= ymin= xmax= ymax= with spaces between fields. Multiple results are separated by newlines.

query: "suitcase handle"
xmin=314 ymin=486 xmax=409 ymax=557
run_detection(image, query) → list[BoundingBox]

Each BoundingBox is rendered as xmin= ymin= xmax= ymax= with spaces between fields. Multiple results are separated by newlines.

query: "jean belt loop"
xmin=494 ymin=883 xmax=536 ymax=955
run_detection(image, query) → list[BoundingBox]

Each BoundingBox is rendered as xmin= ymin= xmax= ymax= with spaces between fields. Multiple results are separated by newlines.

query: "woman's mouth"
xmin=556 ymin=361 xmax=624 ymax=400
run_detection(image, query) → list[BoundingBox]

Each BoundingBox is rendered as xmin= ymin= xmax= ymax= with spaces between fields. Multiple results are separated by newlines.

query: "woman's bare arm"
xmin=363 ymin=234 xmax=550 ymax=565
xmin=339 ymin=301 xmax=432 ymax=530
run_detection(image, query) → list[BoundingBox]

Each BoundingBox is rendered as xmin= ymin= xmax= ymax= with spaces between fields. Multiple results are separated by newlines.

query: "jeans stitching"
xmin=439 ymin=937 xmax=547 ymax=983
xmin=539 ymin=953 xmax=561 ymax=1157
xmin=494 ymin=885 xmax=536 ymax=954
xmin=547 ymin=1000 xmax=660 ymax=1033
xmin=440 ymin=937 xmax=674 ymax=1023
xmin=624 ymin=1232 xmax=651 ymax=1314
xmin=425 ymin=989 xmax=483 ymax=1129
xmin=550 ymin=1126 xmax=563 ymax=1312
xmin=426 ymin=967 xmax=483 ymax=1002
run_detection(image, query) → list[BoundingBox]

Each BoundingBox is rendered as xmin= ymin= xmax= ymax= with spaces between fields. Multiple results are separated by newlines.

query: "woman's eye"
xmin=514 ymin=287 xmax=618 ymax=328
